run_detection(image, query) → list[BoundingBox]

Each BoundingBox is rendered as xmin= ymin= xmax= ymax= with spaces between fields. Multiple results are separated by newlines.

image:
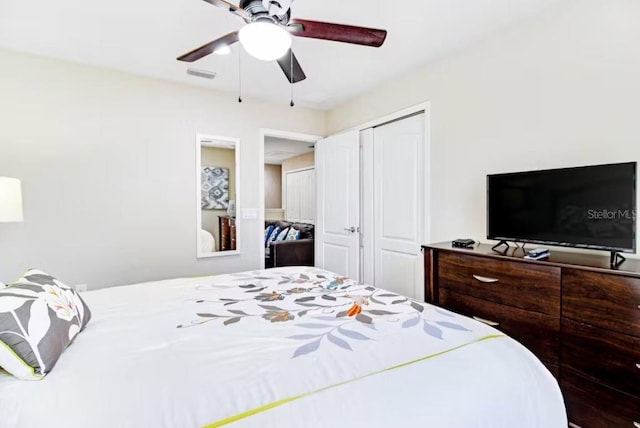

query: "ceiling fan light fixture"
xmin=214 ymin=45 xmax=232 ymax=55
xmin=239 ymin=21 xmax=292 ymax=61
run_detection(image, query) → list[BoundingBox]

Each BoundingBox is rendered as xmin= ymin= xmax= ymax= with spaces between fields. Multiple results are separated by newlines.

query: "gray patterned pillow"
xmin=0 ymin=269 xmax=91 ymax=380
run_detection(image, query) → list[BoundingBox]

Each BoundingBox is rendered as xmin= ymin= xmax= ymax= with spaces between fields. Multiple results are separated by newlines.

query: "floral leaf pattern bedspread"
xmin=178 ymin=268 xmax=494 ymax=362
xmin=0 ymin=267 xmax=567 ymax=428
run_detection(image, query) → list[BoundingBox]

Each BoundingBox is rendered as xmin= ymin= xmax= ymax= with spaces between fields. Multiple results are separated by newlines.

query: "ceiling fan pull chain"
xmin=290 ymin=48 xmax=295 ymax=107
xmin=238 ymin=46 xmax=243 ymax=103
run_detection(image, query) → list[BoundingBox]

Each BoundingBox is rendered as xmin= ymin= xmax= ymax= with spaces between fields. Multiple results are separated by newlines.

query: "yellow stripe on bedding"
xmin=203 ymin=334 xmax=505 ymax=428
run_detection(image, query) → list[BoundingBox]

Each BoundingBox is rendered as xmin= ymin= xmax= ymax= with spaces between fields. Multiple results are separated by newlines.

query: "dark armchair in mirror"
xmin=264 ymin=220 xmax=314 ymax=268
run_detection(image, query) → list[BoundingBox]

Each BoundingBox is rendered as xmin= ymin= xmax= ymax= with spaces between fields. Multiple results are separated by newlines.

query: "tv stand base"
xmin=491 ymin=240 xmax=510 ymax=253
xmin=610 ymin=252 xmax=626 ymax=268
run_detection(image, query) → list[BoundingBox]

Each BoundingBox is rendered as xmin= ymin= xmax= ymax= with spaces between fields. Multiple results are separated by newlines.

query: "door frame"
xmin=258 ymin=129 xmax=323 ymax=269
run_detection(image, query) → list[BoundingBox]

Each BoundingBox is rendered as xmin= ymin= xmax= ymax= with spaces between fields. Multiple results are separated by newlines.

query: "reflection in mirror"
xmin=197 ymin=134 xmax=240 ymax=258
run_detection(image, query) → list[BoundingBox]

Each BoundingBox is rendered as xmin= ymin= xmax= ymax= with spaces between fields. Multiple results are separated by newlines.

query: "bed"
xmin=200 ymin=229 xmax=216 ymax=253
xmin=0 ymin=266 xmax=566 ymax=428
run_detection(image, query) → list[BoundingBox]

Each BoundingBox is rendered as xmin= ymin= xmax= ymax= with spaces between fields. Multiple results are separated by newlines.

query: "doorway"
xmin=259 ymin=129 xmax=322 ymax=269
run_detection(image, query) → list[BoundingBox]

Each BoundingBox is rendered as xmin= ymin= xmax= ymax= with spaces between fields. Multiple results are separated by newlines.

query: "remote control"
xmin=527 ymin=248 xmax=550 ymax=257
xmin=524 ymin=253 xmax=550 ymax=261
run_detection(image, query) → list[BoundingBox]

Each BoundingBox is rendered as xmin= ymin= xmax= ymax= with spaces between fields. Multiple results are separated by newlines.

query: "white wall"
xmin=327 ymin=0 xmax=640 ymax=253
xmin=0 ymin=49 xmax=325 ymax=289
xmin=264 ymin=164 xmax=282 ymax=210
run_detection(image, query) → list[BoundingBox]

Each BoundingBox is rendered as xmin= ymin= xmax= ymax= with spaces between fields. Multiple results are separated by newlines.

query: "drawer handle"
xmin=636 ymin=363 xmax=640 ymax=370
xmin=568 ymin=423 xmax=583 ymax=428
xmin=472 ymin=275 xmax=500 ymax=284
xmin=634 ymin=422 xmax=640 ymax=428
xmin=473 ymin=316 xmax=500 ymax=327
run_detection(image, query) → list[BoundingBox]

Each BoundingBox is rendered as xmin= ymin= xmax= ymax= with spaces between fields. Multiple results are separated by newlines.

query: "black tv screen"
xmin=487 ymin=162 xmax=637 ymax=253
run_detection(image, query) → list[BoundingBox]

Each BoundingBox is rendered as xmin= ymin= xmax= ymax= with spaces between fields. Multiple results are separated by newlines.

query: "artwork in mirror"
xmin=197 ymin=134 xmax=240 ymax=258
xmin=201 ymin=167 xmax=229 ymax=210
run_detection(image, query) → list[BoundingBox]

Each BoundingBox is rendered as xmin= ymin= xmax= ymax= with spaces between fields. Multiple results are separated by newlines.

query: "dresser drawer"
xmin=562 ymin=319 xmax=640 ymax=399
xmin=438 ymin=252 xmax=561 ymax=315
xmin=563 ymin=269 xmax=640 ymax=338
xmin=563 ymin=370 xmax=640 ymax=428
xmin=439 ymin=288 xmax=560 ymax=365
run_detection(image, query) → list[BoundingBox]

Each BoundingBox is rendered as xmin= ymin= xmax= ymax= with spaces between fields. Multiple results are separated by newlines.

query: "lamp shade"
xmin=239 ymin=22 xmax=292 ymax=61
xmin=0 ymin=177 xmax=24 ymax=223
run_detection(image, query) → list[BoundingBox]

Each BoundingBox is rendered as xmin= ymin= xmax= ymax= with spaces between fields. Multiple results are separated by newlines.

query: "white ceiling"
xmin=264 ymin=136 xmax=313 ymax=164
xmin=0 ymin=0 xmax=559 ymax=110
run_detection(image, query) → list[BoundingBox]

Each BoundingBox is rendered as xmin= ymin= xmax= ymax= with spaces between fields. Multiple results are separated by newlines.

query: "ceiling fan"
xmin=177 ymin=0 xmax=388 ymax=84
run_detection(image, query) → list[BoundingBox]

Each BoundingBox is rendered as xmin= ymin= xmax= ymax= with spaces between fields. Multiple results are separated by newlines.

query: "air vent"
xmin=187 ymin=68 xmax=217 ymax=80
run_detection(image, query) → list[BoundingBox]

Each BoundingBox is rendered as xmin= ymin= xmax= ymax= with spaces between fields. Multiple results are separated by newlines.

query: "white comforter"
xmin=0 ymin=267 xmax=566 ymax=428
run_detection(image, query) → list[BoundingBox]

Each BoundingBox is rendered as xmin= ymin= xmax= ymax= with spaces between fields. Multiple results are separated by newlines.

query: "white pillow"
xmin=0 ymin=269 xmax=92 ymax=380
xmin=285 ymin=228 xmax=300 ymax=241
xmin=267 ymin=227 xmax=282 ymax=247
xmin=275 ymin=227 xmax=289 ymax=242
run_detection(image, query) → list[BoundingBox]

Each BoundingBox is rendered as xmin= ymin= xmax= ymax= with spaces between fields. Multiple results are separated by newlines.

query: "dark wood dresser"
xmin=218 ymin=215 xmax=236 ymax=251
xmin=422 ymin=243 xmax=640 ymax=428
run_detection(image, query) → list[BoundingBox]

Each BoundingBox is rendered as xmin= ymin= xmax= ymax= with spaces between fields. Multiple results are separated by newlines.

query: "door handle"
xmin=344 ymin=227 xmax=356 ymax=233
xmin=473 ymin=316 xmax=500 ymax=327
xmin=472 ymin=275 xmax=500 ymax=284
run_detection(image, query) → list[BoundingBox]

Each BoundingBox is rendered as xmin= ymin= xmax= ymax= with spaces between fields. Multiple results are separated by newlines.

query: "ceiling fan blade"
xmin=201 ymin=0 xmax=250 ymax=20
xmin=288 ymin=19 xmax=387 ymax=47
xmin=177 ymin=31 xmax=239 ymax=62
xmin=277 ymin=49 xmax=307 ymax=84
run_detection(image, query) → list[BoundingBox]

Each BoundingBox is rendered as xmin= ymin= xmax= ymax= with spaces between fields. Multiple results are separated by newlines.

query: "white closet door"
xmin=286 ymin=172 xmax=300 ymax=222
xmin=300 ymin=169 xmax=315 ymax=224
xmin=286 ymin=169 xmax=315 ymax=224
xmin=373 ymin=113 xmax=426 ymax=299
xmin=316 ymin=131 xmax=360 ymax=280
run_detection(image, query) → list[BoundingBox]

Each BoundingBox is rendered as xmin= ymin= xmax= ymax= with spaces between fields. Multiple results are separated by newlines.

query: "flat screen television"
xmin=487 ymin=162 xmax=637 ymax=254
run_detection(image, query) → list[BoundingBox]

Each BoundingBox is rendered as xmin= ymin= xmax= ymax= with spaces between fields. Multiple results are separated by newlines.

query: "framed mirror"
xmin=196 ymin=134 xmax=240 ymax=258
